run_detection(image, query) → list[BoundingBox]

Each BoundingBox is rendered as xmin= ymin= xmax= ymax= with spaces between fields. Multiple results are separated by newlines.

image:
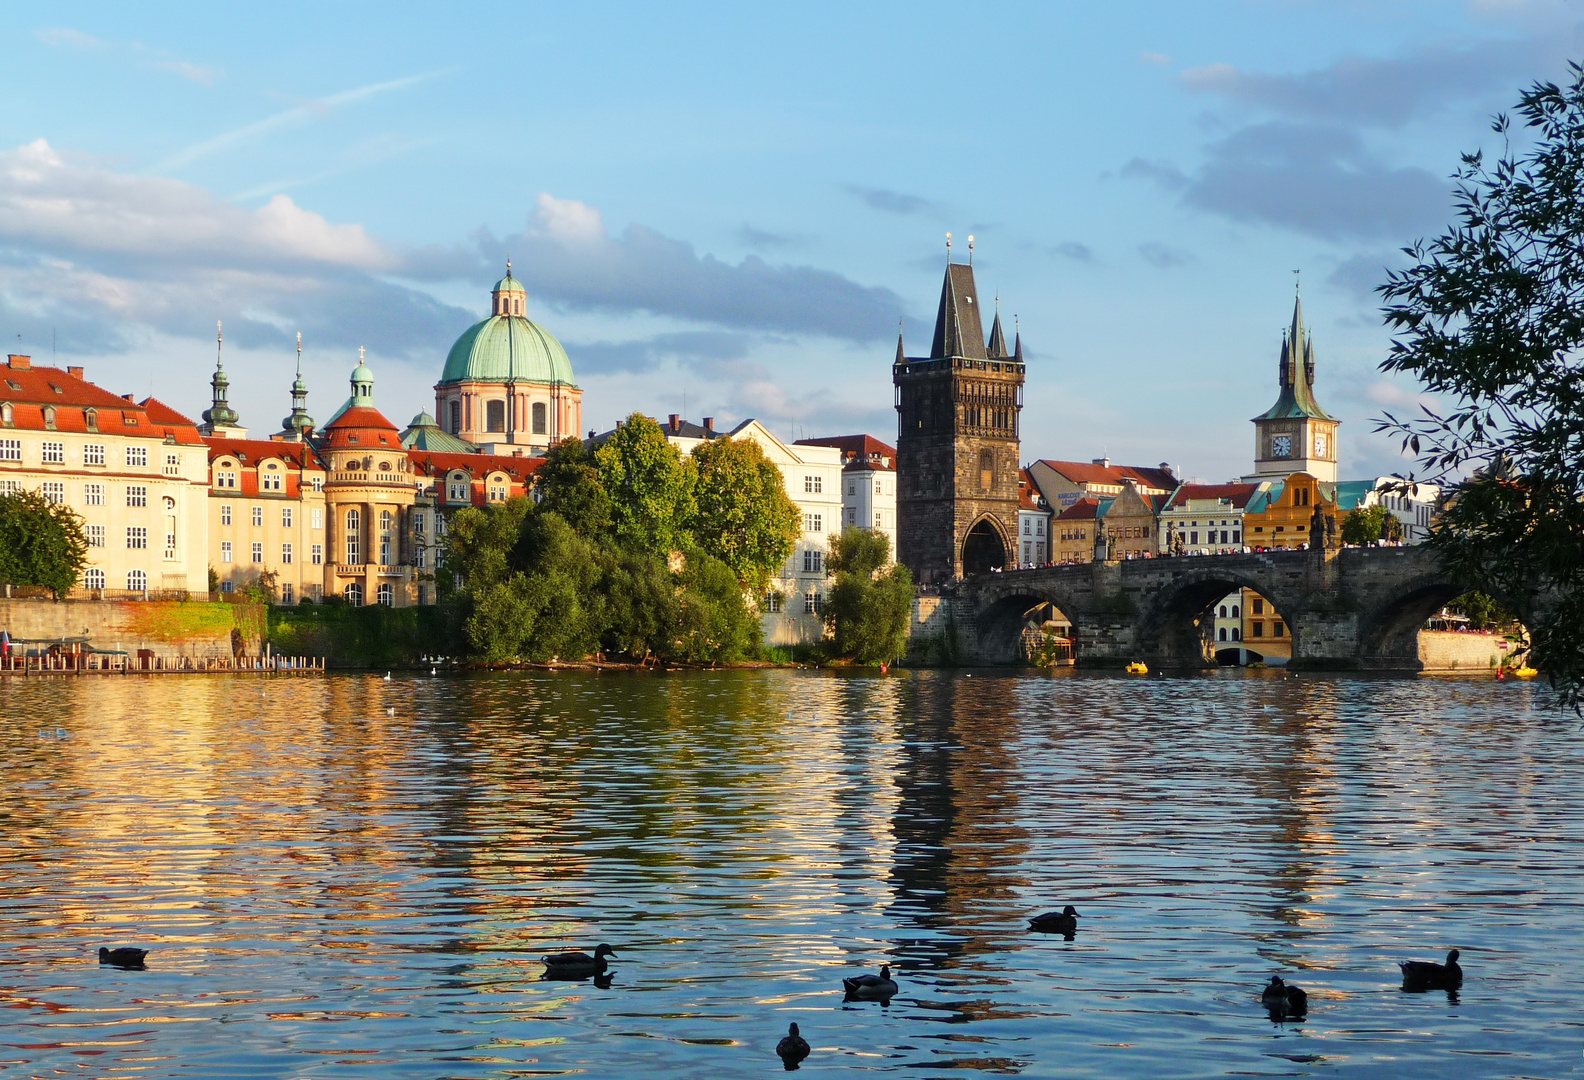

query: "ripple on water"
xmin=0 ymin=669 xmax=1578 ymax=1078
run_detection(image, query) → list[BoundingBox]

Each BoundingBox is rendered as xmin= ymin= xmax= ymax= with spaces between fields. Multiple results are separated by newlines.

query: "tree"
xmin=671 ymin=551 xmax=761 ymax=663
xmin=438 ymin=498 xmax=534 ymax=600
xmin=536 ymin=437 xmax=613 ymax=536
xmin=0 ymin=490 xmax=90 ymax=597
xmin=1447 ymin=590 xmax=1514 ymax=632
xmin=824 ymin=528 xmax=914 ymax=664
xmin=595 ymin=414 xmax=696 ymax=557
xmin=1340 ymin=505 xmax=1404 ymax=546
xmin=1377 ymin=63 xmax=1584 ymax=705
xmin=690 ymin=436 xmax=800 ymax=592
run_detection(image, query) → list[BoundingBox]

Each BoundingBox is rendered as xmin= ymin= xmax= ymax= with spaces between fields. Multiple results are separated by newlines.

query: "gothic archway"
xmin=962 ymin=518 xmax=1008 ymax=576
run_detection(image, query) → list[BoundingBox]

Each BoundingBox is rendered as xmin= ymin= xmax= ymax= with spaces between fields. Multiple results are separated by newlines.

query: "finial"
xmin=1293 ymin=268 xmax=1301 ymax=295
xmin=968 ymin=235 xmax=974 ymax=265
xmin=945 ymin=231 xmax=952 ymax=262
xmin=216 ymin=320 xmax=223 ymax=368
xmin=296 ymin=331 xmax=302 ymax=371
xmin=506 ymin=258 xmax=513 ymax=277
xmin=358 ymin=345 xmax=365 ymax=365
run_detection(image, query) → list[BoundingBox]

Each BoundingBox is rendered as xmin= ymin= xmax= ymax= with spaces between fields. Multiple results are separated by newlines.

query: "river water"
xmin=1 ymin=670 xmax=1580 ymax=1078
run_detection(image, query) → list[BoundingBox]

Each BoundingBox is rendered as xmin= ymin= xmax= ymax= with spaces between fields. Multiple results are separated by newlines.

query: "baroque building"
xmin=1248 ymin=289 xmax=1339 ymax=483
xmin=893 ymin=260 xmax=1025 ymax=584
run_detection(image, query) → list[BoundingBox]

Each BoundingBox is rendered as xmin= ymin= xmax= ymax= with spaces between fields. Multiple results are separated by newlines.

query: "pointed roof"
xmin=929 ymin=263 xmax=988 ymax=360
xmin=986 ymin=307 xmax=1008 ymax=359
xmin=894 ymin=329 xmax=905 ymax=365
xmin=1254 ymin=292 xmax=1336 ymax=422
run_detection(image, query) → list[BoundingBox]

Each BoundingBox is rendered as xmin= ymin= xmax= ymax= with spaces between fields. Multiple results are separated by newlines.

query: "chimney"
xmin=668 ymin=413 xmax=680 ymax=431
xmin=1160 ymin=461 xmax=1174 ymax=476
xmin=702 ymin=416 xmax=714 ymax=433
xmin=1093 ymin=456 xmax=1110 ymax=468
xmin=67 ymin=365 xmax=84 ymax=379
xmin=122 ymin=393 xmax=135 ymax=402
xmin=7 ymin=354 xmax=30 ymax=370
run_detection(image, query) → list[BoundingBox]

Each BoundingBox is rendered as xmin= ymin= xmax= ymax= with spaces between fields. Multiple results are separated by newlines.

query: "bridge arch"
xmin=1133 ymin=566 xmax=1300 ymax=668
xmin=1356 ymin=572 xmax=1521 ymax=670
xmin=968 ymin=579 xmax=1083 ymax=664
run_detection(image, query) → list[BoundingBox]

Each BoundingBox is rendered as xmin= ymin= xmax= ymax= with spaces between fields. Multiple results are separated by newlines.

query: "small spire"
xmin=1013 ymin=314 xmax=1024 ymax=362
xmin=506 ymin=258 xmax=513 ymax=278
xmin=295 ymin=331 xmax=303 ymax=374
xmin=216 ymin=320 xmax=223 ymax=369
xmin=895 ymin=318 xmax=906 ymax=364
xmin=359 ymin=345 xmax=366 ymax=365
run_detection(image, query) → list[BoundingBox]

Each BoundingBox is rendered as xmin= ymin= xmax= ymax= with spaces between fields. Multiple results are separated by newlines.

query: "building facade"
xmin=1158 ymin=482 xmax=1260 ymax=555
xmin=1248 ymin=291 xmax=1339 ymax=484
xmin=1052 ymin=498 xmax=1102 ymax=564
xmin=206 ymin=438 xmax=328 ymax=603
xmin=795 ymin=434 xmax=898 ymax=562
xmin=1027 ymin=458 xmax=1177 ymax=511
xmin=1243 ymin=472 xmax=1338 ymax=550
xmin=1 ymin=354 xmax=209 ymax=595
xmin=893 ymin=262 xmax=1025 ymax=584
xmin=1016 ymin=467 xmax=1052 ymax=567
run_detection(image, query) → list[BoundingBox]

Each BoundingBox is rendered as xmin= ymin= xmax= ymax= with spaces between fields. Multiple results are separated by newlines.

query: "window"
xmin=0 ymin=404 xmax=10 ymax=426
xmin=87 ymin=524 xmax=105 ymax=548
xmin=1219 ymin=627 xmax=1228 ymax=641
xmin=221 ymin=541 xmax=233 ymax=562
xmin=126 ymin=527 xmax=147 ymax=549
xmin=846 ymin=507 xmax=856 ymax=524
xmin=763 ymin=591 xmax=783 ymax=613
xmin=486 ymin=399 xmax=505 ymax=433
xmin=261 ymin=468 xmax=282 ymax=491
xmin=803 ymin=549 xmax=823 ymax=574
xmin=979 ymin=448 xmax=995 ymax=491
xmin=1232 ymin=605 xmax=1240 ymax=618
xmin=532 ymin=401 xmax=547 ymax=435
xmin=1190 ymin=531 xmax=1199 ymax=545
xmin=345 ymin=583 xmax=364 ymax=607
xmin=251 ymin=542 xmax=263 ymax=564
xmin=449 ymin=400 xmax=462 ymax=434
xmin=83 ymin=568 xmax=105 ymax=589
xmin=311 ymin=543 xmax=323 ymax=565
xmin=488 ymin=483 xmax=507 ymax=502
xmin=84 ymin=443 xmax=105 ymax=466
xmin=42 ymin=441 xmax=64 ymax=464
xmin=1232 ymin=627 xmax=1241 ymax=641
xmin=804 ymin=513 xmax=822 ymax=533
xmin=252 ymin=506 xmax=263 ymax=527
xmin=848 ymin=483 xmax=856 ymax=496
xmin=379 ymin=510 xmax=393 ymax=566
xmin=414 ymin=512 xmax=426 ymax=535
xmin=377 ymin=583 xmax=394 ymax=606
xmin=281 ymin=582 xmax=294 ymax=604
xmin=125 ymin=446 xmax=147 ymax=467
xmin=1023 ymin=519 xmax=1031 ymax=535
xmin=165 ymin=519 xmax=177 ymax=554
xmin=310 ymin=475 xmax=323 ymax=492
xmin=1219 ymin=605 xmax=1228 ymax=618
xmin=127 ymin=569 xmax=147 ymax=592
xmin=41 ymin=481 xmax=64 ymax=504
xmin=1252 ymin=622 xmax=1264 ymax=638
xmin=311 ymin=508 xmax=323 ymax=529
xmin=1253 ymin=598 xmax=1264 ymax=614
xmin=804 ymin=475 xmax=822 ymax=494
xmin=346 ymin=509 xmax=361 ymax=564
xmin=81 ymin=483 xmax=104 ymax=506
xmin=1274 ymin=622 xmax=1285 ymax=638
xmin=84 ymin=409 xmax=98 ymax=432
xmin=1232 ymin=531 xmax=1241 ymax=544
xmin=416 ymin=545 xmax=427 ymax=569
xmin=126 ymin=485 xmax=147 ymax=508
xmin=281 ymin=543 xmax=294 ymax=564
xmin=874 ymin=512 xmax=882 ymax=528
xmin=804 ymin=591 xmax=821 ymax=614
xmin=875 ymin=480 xmax=882 ymax=494
xmin=216 ymin=470 xmax=237 ymax=489
xmin=449 ymin=481 xmax=468 ymax=502
xmin=220 ymin=504 xmax=232 ymax=526
xmin=1036 ymin=519 xmax=1044 ymax=536
xmin=164 ymin=454 xmax=180 ymax=477
xmin=282 ymin=507 xmax=293 ymax=528
xmin=220 ymin=580 xmax=234 ymax=594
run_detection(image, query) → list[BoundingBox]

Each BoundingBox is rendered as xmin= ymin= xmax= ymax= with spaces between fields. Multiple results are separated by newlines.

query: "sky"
xmin=1 ymin=0 xmax=1578 ymax=483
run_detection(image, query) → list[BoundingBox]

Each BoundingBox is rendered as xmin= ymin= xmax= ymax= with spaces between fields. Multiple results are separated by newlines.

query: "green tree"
xmin=1377 ymin=63 xmax=1584 ymax=704
xmin=824 ymin=528 xmax=914 ymax=664
xmin=671 ymin=551 xmax=761 ymax=663
xmin=1340 ymin=505 xmax=1404 ymax=546
xmin=465 ymin=512 xmax=605 ymax=662
xmin=1447 ymin=590 xmax=1514 ymax=632
xmin=438 ymin=498 xmax=534 ymax=600
xmin=595 ymin=414 xmax=696 ymax=557
xmin=599 ymin=545 xmax=677 ymax=661
xmin=0 ymin=490 xmax=90 ymax=597
xmin=690 ymin=436 xmax=800 ymax=592
xmin=536 ymin=437 xmax=613 ymax=536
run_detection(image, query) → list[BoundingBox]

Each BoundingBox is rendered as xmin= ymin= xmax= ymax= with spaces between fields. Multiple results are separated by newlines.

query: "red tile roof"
xmin=1164 ymin=482 xmax=1260 ymax=510
xmin=205 ymin=438 xmax=327 ymax=470
xmin=1056 ymin=497 xmax=1102 ymax=521
xmin=1037 ymin=459 xmax=1176 ymax=492
xmin=1018 ymin=467 xmax=1047 ymax=511
xmin=320 ymin=406 xmax=402 ymax=447
xmin=0 ymin=358 xmax=190 ymax=440
xmin=795 ymin=433 xmax=898 ymax=471
xmin=410 ymin=451 xmax=543 ymax=482
xmin=137 ymin=397 xmax=205 ymax=444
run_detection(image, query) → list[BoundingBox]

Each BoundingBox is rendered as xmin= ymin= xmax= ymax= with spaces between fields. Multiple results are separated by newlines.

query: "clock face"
xmin=1272 ymin=435 xmax=1291 ymax=458
xmin=1314 ymin=432 xmax=1329 ymax=457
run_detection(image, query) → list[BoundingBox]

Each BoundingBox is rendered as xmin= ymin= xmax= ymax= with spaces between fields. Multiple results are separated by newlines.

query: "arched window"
xmin=532 ymin=401 xmax=547 ymax=435
xmin=1219 ymin=605 xmax=1228 ymax=617
xmin=43 ymin=406 xmax=55 ymax=427
xmin=1218 ymin=627 xmax=1227 ymax=641
xmin=84 ymin=407 xmax=97 ymax=431
xmin=377 ymin=583 xmax=394 ymax=606
xmin=1 ymin=403 xmax=11 ymax=424
xmin=449 ymin=400 xmax=462 ymax=434
xmin=127 ymin=569 xmax=147 ymax=592
xmin=346 ymin=508 xmax=361 ymax=565
xmin=486 ymin=399 xmax=506 ymax=433
xmin=1232 ymin=627 xmax=1242 ymax=641
xmin=979 ymin=448 xmax=994 ymax=491
xmin=83 ymin=568 xmax=105 ymax=590
xmin=1232 ymin=605 xmax=1240 ymax=618
xmin=345 ymin=582 xmax=363 ymax=607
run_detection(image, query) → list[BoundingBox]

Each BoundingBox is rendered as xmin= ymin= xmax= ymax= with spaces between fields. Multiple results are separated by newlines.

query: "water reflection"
xmin=0 ymin=669 xmax=1577 ymax=1078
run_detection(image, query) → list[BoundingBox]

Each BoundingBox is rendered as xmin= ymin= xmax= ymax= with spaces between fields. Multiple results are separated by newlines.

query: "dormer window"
xmin=1 ymin=403 xmax=11 ymax=424
xmin=84 ymin=408 xmax=97 ymax=431
xmin=43 ymin=406 xmax=55 ymax=428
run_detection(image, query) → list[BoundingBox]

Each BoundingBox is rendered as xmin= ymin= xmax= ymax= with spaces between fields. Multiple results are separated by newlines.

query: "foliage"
xmin=438 ymin=499 xmax=534 ymax=601
xmin=121 ymin=599 xmax=245 ymax=644
xmin=595 ymin=413 xmax=696 ymax=557
xmin=1446 ymin=590 xmax=1515 ymax=632
xmin=267 ymin=603 xmax=451 ymax=669
xmin=1376 ymin=62 xmax=1584 ymax=705
xmin=671 ymin=552 xmax=761 ymax=663
xmin=1340 ymin=505 xmax=1404 ymax=546
xmin=689 ymin=436 xmax=800 ymax=592
xmin=238 ymin=569 xmax=279 ymax=605
xmin=824 ymin=528 xmax=914 ymax=665
xmin=536 ymin=437 xmax=613 ymax=535
xmin=208 ymin=567 xmax=220 ymax=594
xmin=0 ymin=490 xmax=90 ymax=597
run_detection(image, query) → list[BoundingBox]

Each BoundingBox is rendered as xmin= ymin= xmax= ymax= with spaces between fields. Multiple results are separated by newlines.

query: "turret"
xmin=280 ymin=331 xmax=315 ymax=441
xmin=199 ymin=320 xmax=246 ymax=437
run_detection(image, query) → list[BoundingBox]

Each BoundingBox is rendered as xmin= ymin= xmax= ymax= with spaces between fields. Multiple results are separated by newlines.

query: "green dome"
xmin=440 ymin=314 xmax=577 ymax=387
xmin=494 ymin=273 xmax=526 ymax=294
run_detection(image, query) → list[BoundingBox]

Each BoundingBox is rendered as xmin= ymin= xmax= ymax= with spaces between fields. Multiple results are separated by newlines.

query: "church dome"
xmin=439 ymin=266 xmax=577 ymax=388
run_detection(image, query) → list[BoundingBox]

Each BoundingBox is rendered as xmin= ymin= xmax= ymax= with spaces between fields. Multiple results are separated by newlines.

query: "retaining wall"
xmin=0 ymin=597 xmax=255 ymax=664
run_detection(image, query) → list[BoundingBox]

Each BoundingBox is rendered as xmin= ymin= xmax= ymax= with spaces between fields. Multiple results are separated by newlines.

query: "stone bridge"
xmin=954 ymin=545 xmax=1483 ymax=670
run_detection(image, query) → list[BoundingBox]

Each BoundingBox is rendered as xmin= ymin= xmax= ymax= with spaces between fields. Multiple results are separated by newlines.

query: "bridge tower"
xmin=893 ymin=256 xmax=1025 ymax=585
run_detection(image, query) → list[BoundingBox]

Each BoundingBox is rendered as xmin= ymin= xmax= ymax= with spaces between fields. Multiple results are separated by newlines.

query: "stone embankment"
xmin=0 ymin=596 xmax=260 ymax=669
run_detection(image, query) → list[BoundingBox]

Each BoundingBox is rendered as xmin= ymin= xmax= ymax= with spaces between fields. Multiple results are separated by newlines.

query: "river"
xmin=1 ymin=670 xmax=1578 ymax=1078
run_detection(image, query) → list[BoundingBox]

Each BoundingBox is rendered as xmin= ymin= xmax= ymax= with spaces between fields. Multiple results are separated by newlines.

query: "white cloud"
xmin=531 ymin=193 xmax=607 ymax=246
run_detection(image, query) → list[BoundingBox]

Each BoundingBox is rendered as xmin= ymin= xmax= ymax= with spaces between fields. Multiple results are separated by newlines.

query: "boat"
xmin=1510 ymin=665 xmax=1538 ymax=678
xmin=1125 ymin=662 xmax=1148 ymax=675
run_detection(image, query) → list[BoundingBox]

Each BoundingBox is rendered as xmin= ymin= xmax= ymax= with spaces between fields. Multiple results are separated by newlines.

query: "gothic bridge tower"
xmin=894 ymin=253 xmax=1025 ymax=585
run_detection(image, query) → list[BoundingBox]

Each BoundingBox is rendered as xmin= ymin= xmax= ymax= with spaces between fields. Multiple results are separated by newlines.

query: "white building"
xmin=1333 ymin=478 xmax=1440 ymax=543
xmin=1157 ymin=482 xmax=1263 ymax=555
xmin=794 ymin=435 xmax=898 ymax=562
xmin=1017 ymin=468 xmax=1054 ymax=567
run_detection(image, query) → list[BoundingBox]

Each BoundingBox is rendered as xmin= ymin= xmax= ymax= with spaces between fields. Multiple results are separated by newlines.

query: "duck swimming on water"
xmin=542 ymin=943 xmax=616 ymax=978
xmin=842 ymin=964 xmax=898 ymax=1000
xmin=99 ymin=947 xmax=147 ymax=968
xmin=776 ymin=1022 xmax=810 ymax=1069
xmin=1260 ymin=975 xmax=1307 ymax=1016
xmin=1029 ymin=905 xmax=1079 ymax=934
xmin=1401 ymin=949 xmax=1462 ymax=991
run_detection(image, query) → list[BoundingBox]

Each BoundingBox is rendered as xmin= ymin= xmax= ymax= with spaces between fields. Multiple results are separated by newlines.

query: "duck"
xmin=1400 ymin=948 xmax=1462 ymax=991
xmin=842 ymin=964 xmax=898 ymax=1000
xmin=542 ymin=943 xmax=616 ymax=978
xmin=1261 ymin=976 xmax=1307 ymax=1015
xmin=1029 ymin=905 xmax=1079 ymax=934
xmin=776 ymin=1022 xmax=810 ymax=1069
xmin=99 ymin=947 xmax=147 ymax=968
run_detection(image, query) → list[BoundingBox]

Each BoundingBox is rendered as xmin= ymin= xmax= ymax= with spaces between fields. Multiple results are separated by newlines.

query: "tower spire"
xmin=986 ymin=293 xmax=1008 ymax=359
xmin=281 ymin=330 xmax=315 ymax=440
xmin=1013 ymin=314 xmax=1023 ymax=362
xmin=201 ymin=319 xmax=240 ymax=432
xmin=895 ymin=318 xmax=905 ymax=364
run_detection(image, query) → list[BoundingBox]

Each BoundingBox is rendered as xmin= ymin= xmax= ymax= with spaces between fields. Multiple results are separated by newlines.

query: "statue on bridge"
xmin=1309 ymin=502 xmax=1341 ymax=552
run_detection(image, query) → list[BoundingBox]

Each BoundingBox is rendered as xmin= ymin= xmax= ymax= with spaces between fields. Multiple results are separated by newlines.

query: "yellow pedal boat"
xmin=1125 ymin=661 xmax=1149 ymax=675
xmin=1510 ymin=666 xmax=1538 ymax=678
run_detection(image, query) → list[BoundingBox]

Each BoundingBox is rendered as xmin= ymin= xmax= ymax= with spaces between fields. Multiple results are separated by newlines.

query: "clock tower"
xmin=1246 ymin=288 xmax=1338 ymax=483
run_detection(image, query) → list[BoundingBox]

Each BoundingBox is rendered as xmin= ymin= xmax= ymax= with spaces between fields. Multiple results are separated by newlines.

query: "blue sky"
xmin=1 ymin=1 xmax=1577 ymax=481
